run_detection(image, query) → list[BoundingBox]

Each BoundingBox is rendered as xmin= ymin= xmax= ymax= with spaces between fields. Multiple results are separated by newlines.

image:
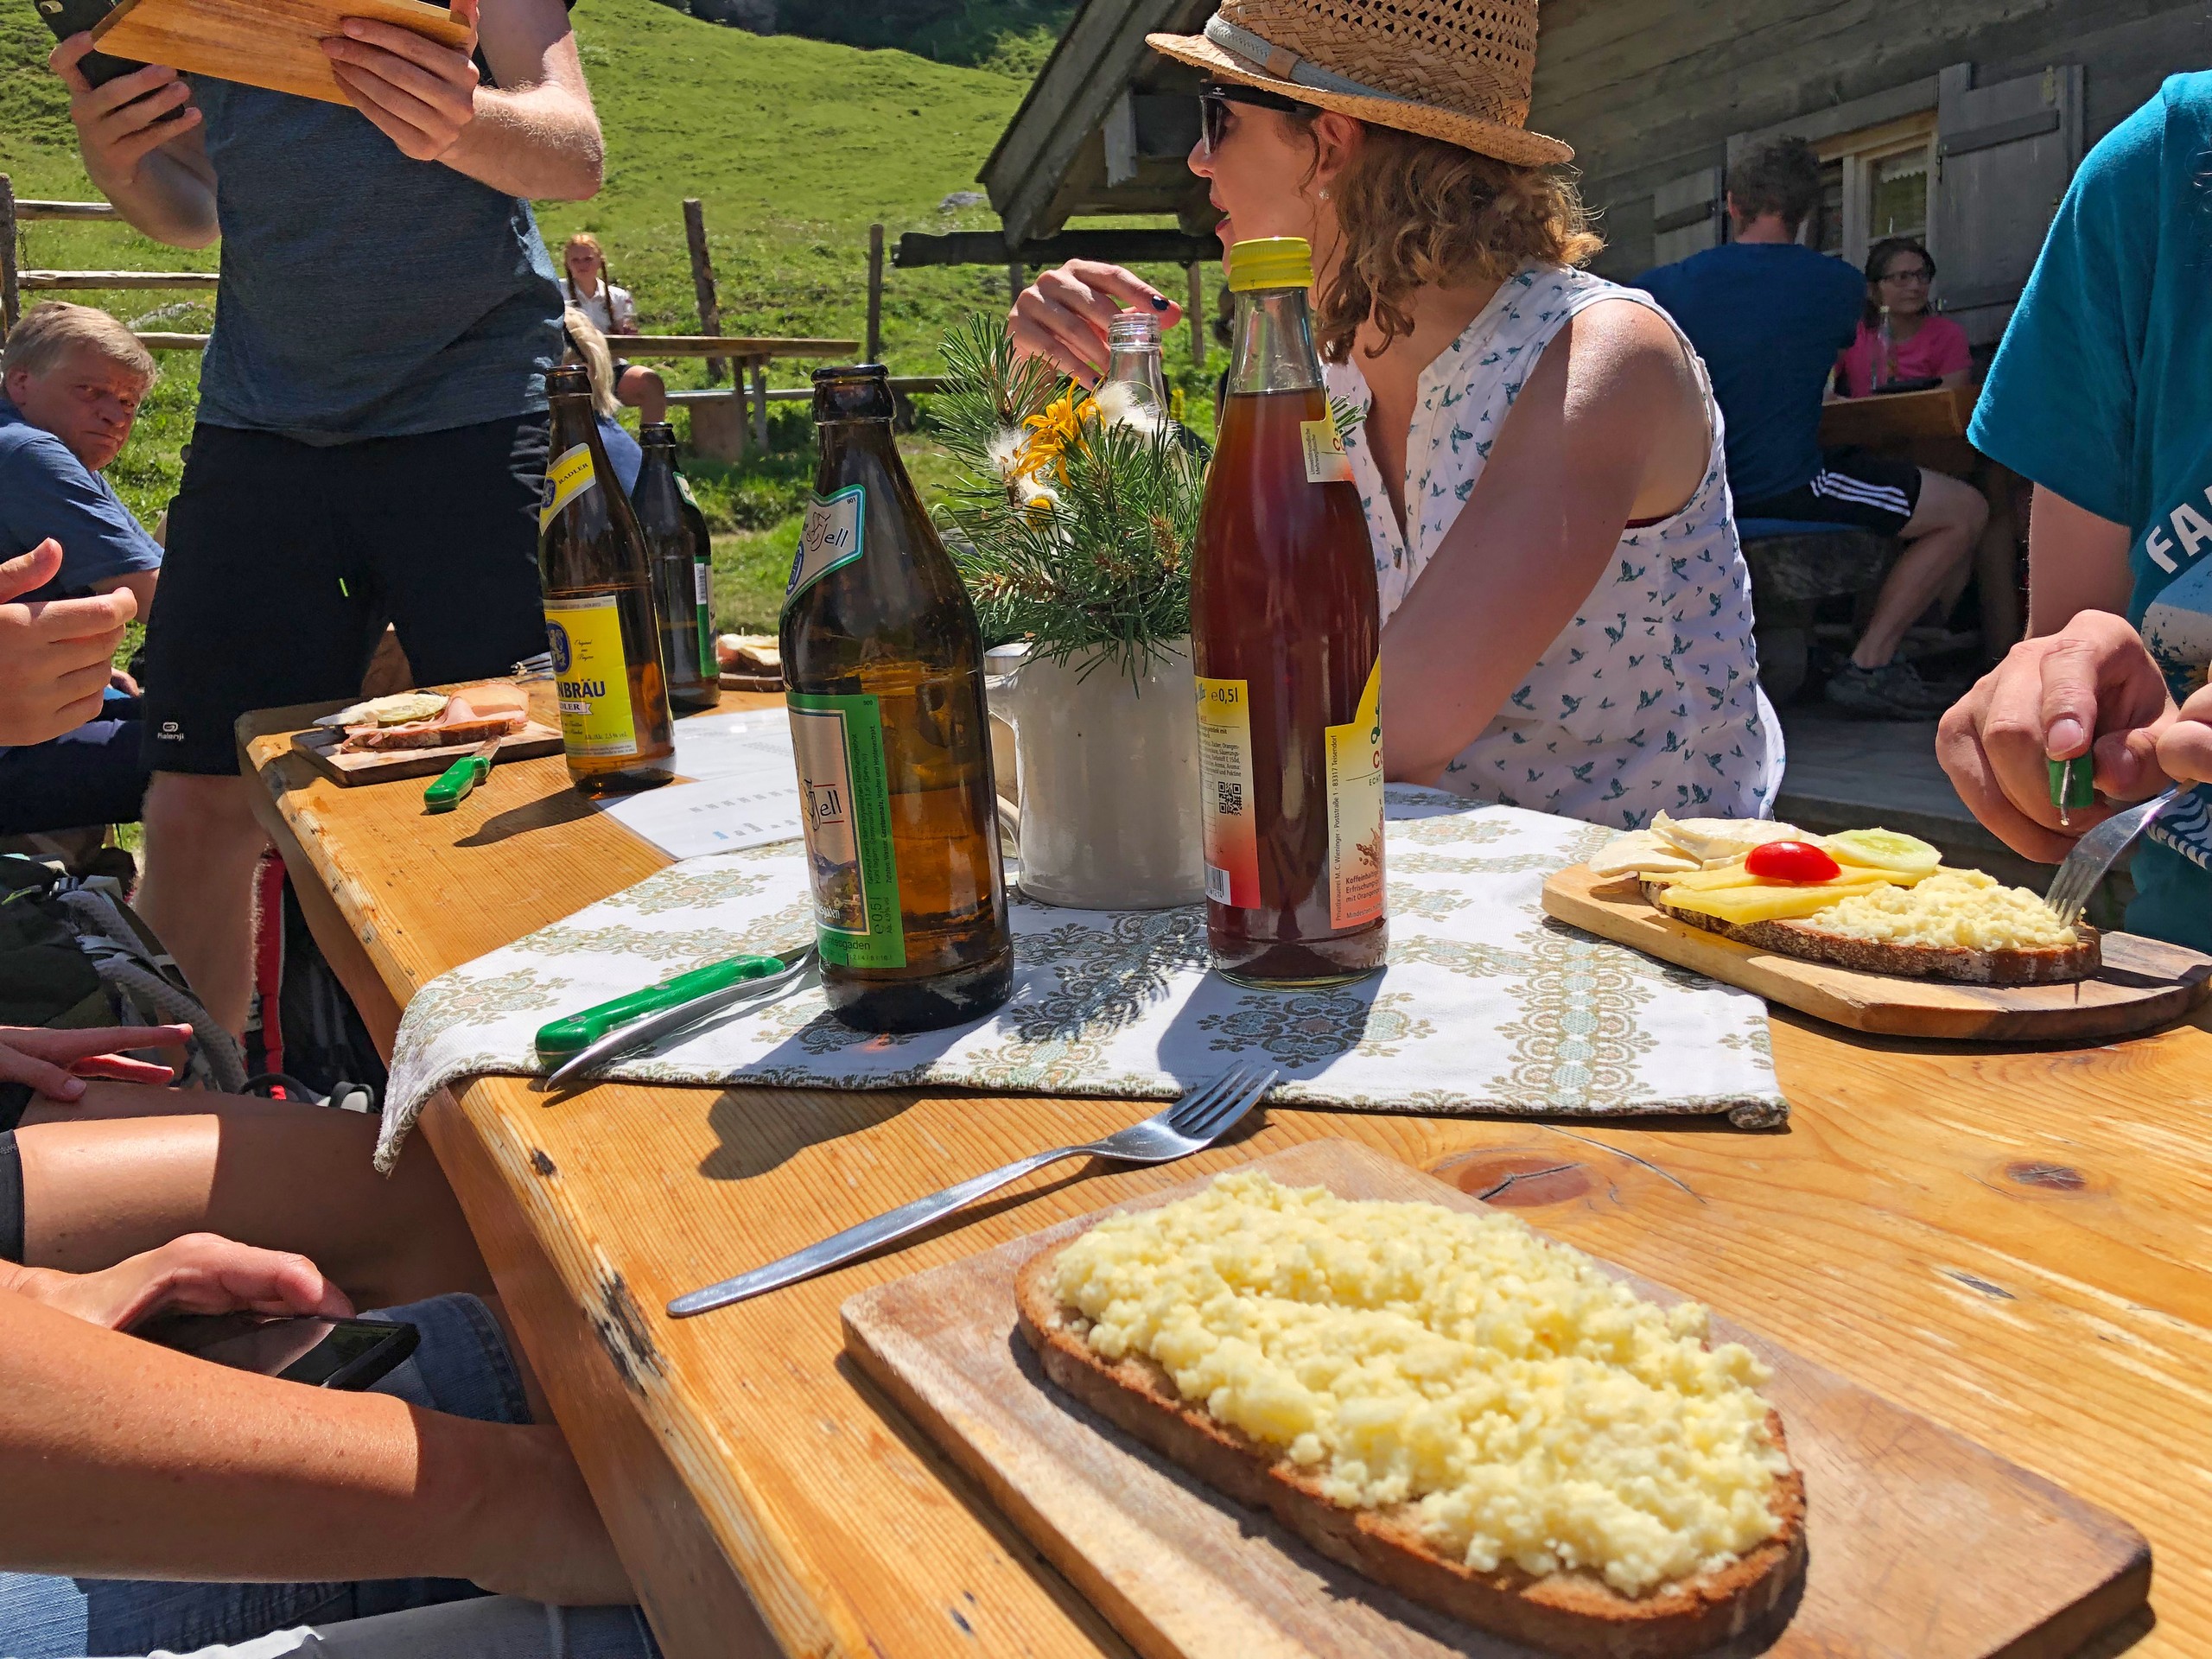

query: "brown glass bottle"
xmin=780 ymin=365 xmax=1013 ymax=1031
xmin=632 ymin=423 xmax=720 ymax=713
xmin=538 ymin=365 xmax=675 ymax=795
xmin=1191 ymin=238 xmax=1387 ymax=987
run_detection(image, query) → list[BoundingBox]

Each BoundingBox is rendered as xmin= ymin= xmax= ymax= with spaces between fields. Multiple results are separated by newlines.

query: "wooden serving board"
xmin=92 ymin=0 xmax=470 ymax=106
xmin=1541 ymin=861 xmax=2212 ymax=1042
xmin=289 ymin=721 xmax=563 ymax=786
xmin=843 ymin=1140 xmax=2150 ymax=1659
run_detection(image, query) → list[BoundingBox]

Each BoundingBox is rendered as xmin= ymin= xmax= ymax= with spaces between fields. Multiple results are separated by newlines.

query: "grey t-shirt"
xmin=188 ymin=77 xmax=563 ymax=442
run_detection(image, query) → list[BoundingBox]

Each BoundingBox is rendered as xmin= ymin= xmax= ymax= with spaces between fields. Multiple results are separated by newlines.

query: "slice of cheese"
xmin=1587 ymin=830 xmax=1701 ymax=878
xmin=1650 ymin=812 xmax=1808 ymax=864
xmin=1662 ymin=880 xmax=1892 ymax=925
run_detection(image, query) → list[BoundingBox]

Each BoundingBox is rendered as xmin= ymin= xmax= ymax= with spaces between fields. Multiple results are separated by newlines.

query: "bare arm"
xmin=0 ymin=1286 xmax=630 ymax=1601
xmin=1381 ymin=301 xmax=1709 ymax=785
xmin=2024 ymin=484 xmax=2133 ymax=636
xmin=321 ymin=0 xmax=602 ymax=201
xmin=49 ymin=40 xmax=219 ymax=249
xmin=91 ymin=569 xmax=159 ymax=618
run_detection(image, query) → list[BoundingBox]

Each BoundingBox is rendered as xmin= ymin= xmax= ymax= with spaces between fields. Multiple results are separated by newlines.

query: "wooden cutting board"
xmin=1541 ymin=861 xmax=2212 ymax=1042
xmin=843 ymin=1140 xmax=2151 ymax=1659
xmin=289 ymin=721 xmax=563 ymax=786
xmin=92 ymin=0 xmax=470 ymax=106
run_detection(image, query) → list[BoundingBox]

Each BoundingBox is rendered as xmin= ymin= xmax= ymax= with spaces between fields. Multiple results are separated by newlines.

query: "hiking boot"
xmin=1823 ymin=658 xmax=1955 ymax=720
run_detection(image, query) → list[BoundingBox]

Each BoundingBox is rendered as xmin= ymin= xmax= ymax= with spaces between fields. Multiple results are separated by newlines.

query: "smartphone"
xmin=135 ymin=1312 xmax=421 ymax=1391
xmin=32 ymin=0 xmax=143 ymax=88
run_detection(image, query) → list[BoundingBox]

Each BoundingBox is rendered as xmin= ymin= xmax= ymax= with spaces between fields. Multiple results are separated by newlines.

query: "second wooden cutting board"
xmin=843 ymin=1140 xmax=2150 ymax=1659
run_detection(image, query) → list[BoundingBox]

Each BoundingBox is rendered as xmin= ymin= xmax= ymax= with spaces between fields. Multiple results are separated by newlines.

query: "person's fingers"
xmin=30 ymin=588 xmax=137 ymax=641
xmin=2034 ymin=633 xmax=2107 ymax=761
xmin=326 ymin=64 xmax=447 ymax=157
xmin=1007 ymin=312 xmax=1099 ymax=387
xmin=2093 ymin=721 xmax=2171 ymax=802
xmin=0 ymin=542 xmax=65 ymax=605
xmin=48 ymin=30 xmax=99 ymax=92
xmin=105 ymin=103 xmax=203 ymax=171
xmin=1014 ymin=290 xmax=1113 ymax=383
xmin=323 ymin=54 xmax=454 ymax=133
xmin=81 ymin=60 xmax=185 ymax=118
xmin=1974 ymin=653 xmax=2075 ymax=837
xmin=1054 ymin=260 xmax=1180 ymax=324
xmin=0 ymin=1024 xmax=194 ymax=1062
xmin=334 ymin=16 xmax=478 ymax=80
xmin=2157 ymin=686 xmax=2212 ymax=786
xmin=68 ymin=1055 xmax=178 ymax=1084
xmin=112 ymin=1236 xmax=354 ymax=1330
xmin=1936 ymin=678 xmax=2082 ymax=863
xmin=0 ymin=1042 xmax=86 ymax=1102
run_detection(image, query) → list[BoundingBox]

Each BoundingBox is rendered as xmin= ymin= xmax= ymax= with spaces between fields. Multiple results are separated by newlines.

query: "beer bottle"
xmin=1191 ymin=237 xmax=1387 ymax=986
xmin=539 ymin=364 xmax=675 ymax=795
xmin=781 ymin=365 xmax=1013 ymax=1032
xmin=631 ymin=423 xmax=720 ymax=713
xmin=676 ymin=475 xmax=721 ymax=690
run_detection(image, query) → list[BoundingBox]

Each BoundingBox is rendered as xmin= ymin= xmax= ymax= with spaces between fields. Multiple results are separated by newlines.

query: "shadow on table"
xmin=453 ymin=785 xmax=605 ymax=848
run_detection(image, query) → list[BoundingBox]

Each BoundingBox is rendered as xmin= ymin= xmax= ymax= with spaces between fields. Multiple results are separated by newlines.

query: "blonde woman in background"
xmin=1011 ymin=0 xmax=1781 ymax=828
xmin=561 ymin=308 xmax=643 ymax=493
xmin=560 ymin=232 xmax=665 ymax=422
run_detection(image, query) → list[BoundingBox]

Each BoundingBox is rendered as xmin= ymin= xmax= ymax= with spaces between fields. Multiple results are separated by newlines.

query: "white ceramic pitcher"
xmin=985 ymin=639 xmax=1206 ymax=910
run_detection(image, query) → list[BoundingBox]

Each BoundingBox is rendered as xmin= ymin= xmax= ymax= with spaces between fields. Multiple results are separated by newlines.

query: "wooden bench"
xmin=1738 ymin=526 xmax=1897 ymax=702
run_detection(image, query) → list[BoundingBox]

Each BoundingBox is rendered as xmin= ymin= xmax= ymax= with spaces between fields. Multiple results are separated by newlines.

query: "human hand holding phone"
xmin=49 ymin=35 xmax=201 ymax=190
xmin=1 ymin=1232 xmax=353 ymax=1332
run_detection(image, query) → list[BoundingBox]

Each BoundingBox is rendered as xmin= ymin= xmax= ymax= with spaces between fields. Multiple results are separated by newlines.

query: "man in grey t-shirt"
xmin=48 ymin=0 xmax=601 ymax=1036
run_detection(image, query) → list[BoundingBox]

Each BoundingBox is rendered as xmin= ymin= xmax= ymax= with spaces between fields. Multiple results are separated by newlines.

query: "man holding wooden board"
xmin=47 ymin=0 xmax=601 ymax=1039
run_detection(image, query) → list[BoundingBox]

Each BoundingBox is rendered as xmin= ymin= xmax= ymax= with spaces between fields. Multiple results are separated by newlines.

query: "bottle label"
xmin=540 ymin=443 xmax=597 ymax=529
xmin=1194 ymin=676 xmax=1261 ymax=908
xmin=787 ymin=690 xmax=906 ymax=969
xmin=785 ymin=486 xmax=866 ymax=610
xmin=675 ymin=473 xmax=701 ymax=509
xmin=695 ymin=561 xmax=715 ymax=679
xmin=544 ymin=594 xmax=638 ymax=757
xmin=1300 ymin=418 xmax=1354 ymax=484
xmin=1324 ymin=659 xmax=1386 ymax=928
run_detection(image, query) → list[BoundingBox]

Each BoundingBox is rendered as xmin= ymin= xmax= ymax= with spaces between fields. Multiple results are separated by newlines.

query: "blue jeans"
xmin=0 ymin=1295 xmax=543 ymax=1659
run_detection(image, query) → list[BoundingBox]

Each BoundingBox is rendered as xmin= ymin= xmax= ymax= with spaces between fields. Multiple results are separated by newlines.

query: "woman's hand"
xmin=3 ymin=1233 xmax=353 ymax=1332
xmin=0 ymin=1024 xmax=194 ymax=1101
xmin=50 ymin=38 xmax=201 ymax=190
xmin=1009 ymin=261 xmax=1181 ymax=388
xmin=322 ymin=0 xmax=482 ymax=162
xmin=1936 ymin=611 xmax=2181 ymax=861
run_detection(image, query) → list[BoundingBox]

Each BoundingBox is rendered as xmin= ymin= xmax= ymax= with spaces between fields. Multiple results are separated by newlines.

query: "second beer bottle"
xmin=781 ymin=365 xmax=1013 ymax=1031
xmin=1192 ymin=237 xmax=1387 ymax=986
xmin=631 ymin=422 xmax=721 ymax=714
xmin=539 ymin=364 xmax=675 ymax=795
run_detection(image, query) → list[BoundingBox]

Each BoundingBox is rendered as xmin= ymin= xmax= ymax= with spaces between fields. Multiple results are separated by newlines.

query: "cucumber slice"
xmin=1821 ymin=828 xmax=1941 ymax=876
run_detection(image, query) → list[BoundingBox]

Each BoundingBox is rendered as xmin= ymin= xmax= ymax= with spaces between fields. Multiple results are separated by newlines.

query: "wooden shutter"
xmin=1650 ymin=166 xmax=1724 ymax=266
xmin=1931 ymin=62 xmax=2084 ymax=346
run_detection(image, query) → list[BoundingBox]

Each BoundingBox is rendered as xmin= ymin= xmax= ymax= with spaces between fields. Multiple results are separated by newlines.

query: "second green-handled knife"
xmin=535 ymin=952 xmax=793 ymax=1058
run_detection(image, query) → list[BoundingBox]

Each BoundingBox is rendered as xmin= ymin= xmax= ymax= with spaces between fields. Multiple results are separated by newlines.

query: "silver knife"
xmin=540 ymin=944 xmax=817 ymax=1092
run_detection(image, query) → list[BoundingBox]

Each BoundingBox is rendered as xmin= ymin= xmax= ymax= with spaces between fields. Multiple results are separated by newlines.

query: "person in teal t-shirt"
xmin=1940 ymin=72 xmax=2212 ymax=950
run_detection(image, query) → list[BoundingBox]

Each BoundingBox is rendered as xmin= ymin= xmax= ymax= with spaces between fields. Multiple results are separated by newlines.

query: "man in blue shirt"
xmin=49 ymin=0 xmax=603 ymax=1037
xmin=1637 ymin=137 xmax=1990 ymax=720
xmin=0 ymin=302 xmax=164 ymax=838
xmin=1938 ymin=73 xmax=2212 ymax=952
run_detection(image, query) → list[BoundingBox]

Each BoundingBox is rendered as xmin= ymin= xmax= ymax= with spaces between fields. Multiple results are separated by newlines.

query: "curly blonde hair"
xmin=1300 ymin=119 xmax=1604 ymax=363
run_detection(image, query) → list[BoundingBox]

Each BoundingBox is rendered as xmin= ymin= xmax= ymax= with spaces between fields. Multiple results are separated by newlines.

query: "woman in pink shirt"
xmin=1834 ymin=237 xmax=1972 ymax=397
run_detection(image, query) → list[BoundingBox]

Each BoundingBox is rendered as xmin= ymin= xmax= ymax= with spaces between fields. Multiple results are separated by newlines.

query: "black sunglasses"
xmin=1198 ymin=81 xmax=1313 ymax=156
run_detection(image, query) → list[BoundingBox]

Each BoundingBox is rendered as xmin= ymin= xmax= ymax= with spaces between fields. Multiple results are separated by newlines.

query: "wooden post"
xmin=1008 ymin=261 xmax=1023 ymax=306
xmin=866 ymin=223 xmax=885 ymax=365
xmin=1187 ymin=263 xmax=1204 ymax=366
xmin=751 ymin=359 xmax=769 ymax=451
xmin=682 ymin=198 xmax=725 ymax=385
xmin=0 ymin=176 xmax=19 ymax=338
xmin=688 ymin=394 xmax=747 ymax=463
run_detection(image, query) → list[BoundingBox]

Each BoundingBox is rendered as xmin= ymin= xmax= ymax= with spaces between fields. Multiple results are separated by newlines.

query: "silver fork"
xmin=666 ymin=1061 xmax=1279 ymax=1318
xmin=2044 ymin=785 xmax=2183 ymax=930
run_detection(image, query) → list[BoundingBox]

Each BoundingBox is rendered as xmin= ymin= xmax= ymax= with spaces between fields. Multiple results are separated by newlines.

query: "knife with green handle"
xmin=423 ymin=740 xmax=500 ymax=814
xmin=534 ymin=951 xmax=793 ymax=1058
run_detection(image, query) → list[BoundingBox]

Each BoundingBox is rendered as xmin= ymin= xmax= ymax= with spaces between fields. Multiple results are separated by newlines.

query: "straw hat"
xmin=1147 ymin=0 xmax=1571 ymax=168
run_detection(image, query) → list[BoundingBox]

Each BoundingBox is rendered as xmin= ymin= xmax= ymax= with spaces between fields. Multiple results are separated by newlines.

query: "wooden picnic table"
xmin=240 ymin=685 xmax=2211 ymax=1659
xmin=1818 ymin=382 xmax=1981 ymax=475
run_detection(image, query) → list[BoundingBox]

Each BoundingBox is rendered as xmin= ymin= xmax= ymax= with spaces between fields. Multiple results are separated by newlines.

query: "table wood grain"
xmin=241 ymin=689 xmax=2209 ymax=1659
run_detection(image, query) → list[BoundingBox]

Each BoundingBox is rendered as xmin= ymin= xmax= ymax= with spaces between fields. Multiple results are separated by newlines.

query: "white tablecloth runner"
xmin=378 ymin=790 xmax=1784 ymax=1171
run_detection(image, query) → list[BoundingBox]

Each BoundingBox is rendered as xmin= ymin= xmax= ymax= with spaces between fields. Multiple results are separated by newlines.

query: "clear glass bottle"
xmin=1190 ymin=237 xmax=1386 ymax=988
xmin=1101 ymin=309 xmax=1169 ymax=422
xmin=780 ymin=365 xmax=1014 ymax=1032
xmin=538 ymin=365 xmax=675 ymax=795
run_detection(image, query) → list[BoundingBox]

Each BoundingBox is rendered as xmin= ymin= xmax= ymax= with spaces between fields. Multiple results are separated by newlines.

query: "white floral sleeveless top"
xmin=1331 ymin=263 xmax=1786 ymax=830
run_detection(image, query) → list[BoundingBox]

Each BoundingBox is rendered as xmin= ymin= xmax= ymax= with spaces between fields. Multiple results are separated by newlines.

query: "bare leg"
xmin=618 ymin=365 xmax=667 ymax=425
xmin=14 ymin=1083 xmax=492 ymax=1309
xmin=1852 ymin=469 xmax=1988 ymax=670
xmin=135 ymin=771 xmax=270 ymax=1039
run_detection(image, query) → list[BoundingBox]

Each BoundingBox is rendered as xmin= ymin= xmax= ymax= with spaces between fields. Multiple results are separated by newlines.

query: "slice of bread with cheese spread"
xmin=1017 ymin=1173 xmax=1807 ymax=1657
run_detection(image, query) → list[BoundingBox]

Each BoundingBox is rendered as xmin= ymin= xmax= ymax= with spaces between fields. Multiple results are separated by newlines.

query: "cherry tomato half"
xmin=1744 ymin=840 xmax=1842 ymax=884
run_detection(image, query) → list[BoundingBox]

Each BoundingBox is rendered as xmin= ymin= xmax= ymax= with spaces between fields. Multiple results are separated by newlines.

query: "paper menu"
xmin=596 ymin=707 xmax=805 ymax=858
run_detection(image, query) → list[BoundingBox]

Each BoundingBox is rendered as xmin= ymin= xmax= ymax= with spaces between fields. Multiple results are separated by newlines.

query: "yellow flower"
xmin=1016 ymin=390 xmax=1096 ymax=485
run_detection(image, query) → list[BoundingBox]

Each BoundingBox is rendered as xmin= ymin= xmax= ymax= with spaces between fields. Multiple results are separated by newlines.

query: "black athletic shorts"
xmin=0 ymin=1122 xmax=23 ymax=1263
xmin=1736 ymin=445 xmax=1923 ymax=537
xmin=141 ymin=414 xmax=551 ymax=775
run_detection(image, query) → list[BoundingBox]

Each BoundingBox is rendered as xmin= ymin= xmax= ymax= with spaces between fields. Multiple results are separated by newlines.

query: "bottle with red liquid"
xmin=1191 ymin=237 xmax=1386 ymax=987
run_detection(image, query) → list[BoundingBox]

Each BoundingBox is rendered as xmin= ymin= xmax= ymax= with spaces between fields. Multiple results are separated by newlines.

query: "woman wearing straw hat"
xmin=1011 ymin=0 xmax=1783 ymax=829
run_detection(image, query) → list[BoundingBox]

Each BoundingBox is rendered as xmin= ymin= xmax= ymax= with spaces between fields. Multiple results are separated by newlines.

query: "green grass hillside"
xmin=1 ymin=0 xmax=1219 ymax=629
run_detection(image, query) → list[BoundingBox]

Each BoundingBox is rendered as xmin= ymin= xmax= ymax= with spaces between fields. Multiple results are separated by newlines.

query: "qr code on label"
xmin=1214 ymin=780 xmax=1243 ymax=815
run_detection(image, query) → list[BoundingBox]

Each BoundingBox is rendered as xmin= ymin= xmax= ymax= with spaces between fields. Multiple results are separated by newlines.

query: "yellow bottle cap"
xmin=1227 ymin=237 xmax=1314 ymax=293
